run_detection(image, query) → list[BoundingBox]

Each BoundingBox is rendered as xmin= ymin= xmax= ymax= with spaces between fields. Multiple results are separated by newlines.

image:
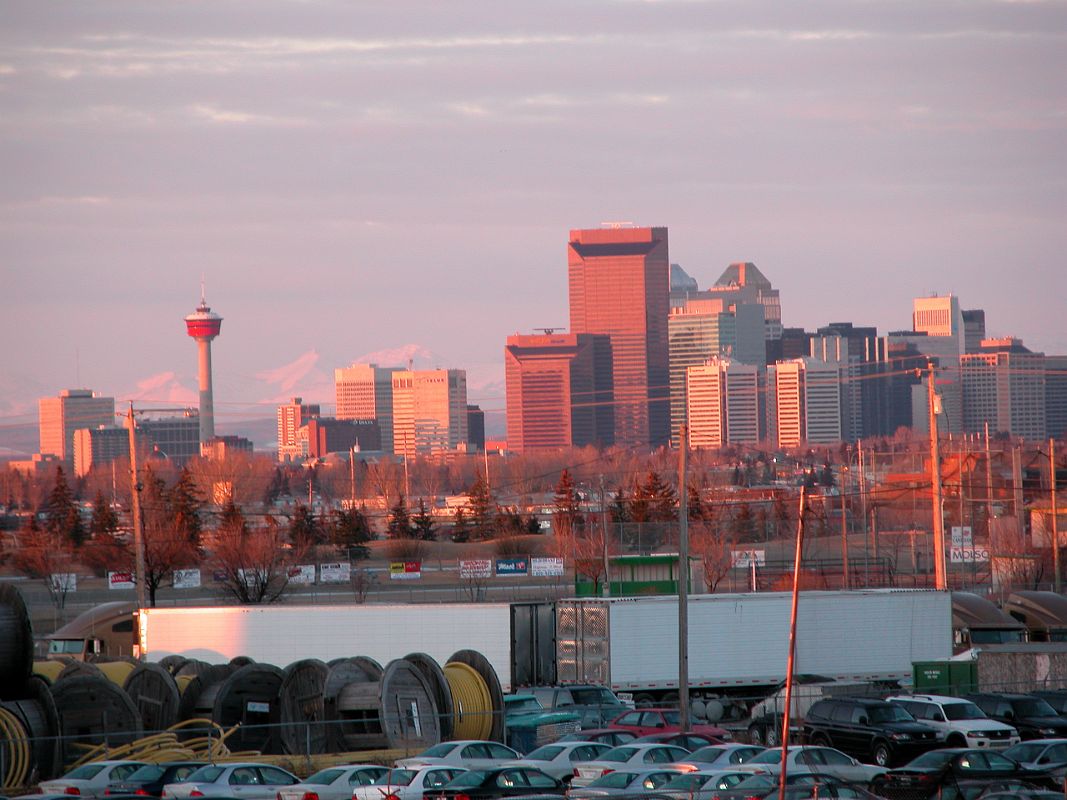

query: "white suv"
xmin=887 ymin=694 xmax=1020 ymax=749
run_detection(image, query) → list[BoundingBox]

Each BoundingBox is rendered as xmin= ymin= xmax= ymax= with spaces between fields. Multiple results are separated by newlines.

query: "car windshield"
xmin=735 ymin=774 xmax=775 ymax=789
xmin=748 ymin=750 xmax=783 ymax=764
xmin=601 ymin=747 xmax=637 ymax=763
xmin=1003 ymin=744 xmax=1044 ymax=762
xmin=447 ymin=771 xmax=487 ymax=788
xmin=662 ymin=774 xmax=704 ymax=790
xmin=571 ymin=688 xmax=621 ymax=706
xmin=66 ymin=765 xmax=106 ymax=780
xmin=126 ymin=766 xmax=165 ymax=782
xmin=660 ymin=711 xmax=681 ymax=725
xmin=906 ymin=751 xmax=957 ymax=769
xmin=304 ymin=770 xmax=344 ymax=785
xmin=943 ymin=703 xmax=985 ymax=721
xmin=420 ymin=743 xmax=460 ymax=758
xmin=526 ymin=746 xmax=563 ymax=761
xmin=869 ymin=705 xmax=914 ymax=723
xmin=187 ymin=766 xmax=224 ymax=783
xmin=384 ymin=770 xmax=416 ymax=787
xmin=1014 ymin=699 xmax=1058 ymax=717
xmin=507 ymin=697 xmax=542 ymax=712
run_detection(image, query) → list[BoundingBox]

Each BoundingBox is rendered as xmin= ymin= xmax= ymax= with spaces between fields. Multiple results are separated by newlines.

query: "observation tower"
xmin=184 ymin=290 xmax=223 ymax=443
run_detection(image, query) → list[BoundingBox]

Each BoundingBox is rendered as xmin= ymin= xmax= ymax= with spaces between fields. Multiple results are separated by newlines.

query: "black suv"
xmin=803 ymin=697 xmax=940 ymax=767
xmin=966 ymin=693 xmax=1067 ymax=740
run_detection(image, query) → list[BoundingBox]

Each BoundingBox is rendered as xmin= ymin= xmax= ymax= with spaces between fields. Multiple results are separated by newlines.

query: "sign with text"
xmin=287 ymin=564 xmax=315 ymax=585
xmin=173 ymin=569 xmax=201 ymax=589
xmin=390 ymin=561 xmax=422 ymax=580
xmin=496 ymin=558 xmax=529 ymax=577
xmin=732 ymin=549 xmax=766 ymax=568
xmin=531 ymin=557 xmax=565 ymax=577
xmin=951 ymin=546 xmax=990 ymax=563
xmin=49 ymin=573 xmax=76 ymax=592
xmin=108 ymin=571 xmax=135 ymax=590
xmin=460 ymin=559 xmax=493 ymax=579
xmin=319 ymin=562 xmax=351 ymax=584
xmin=951 ymin=526 xmax=973 ymax=548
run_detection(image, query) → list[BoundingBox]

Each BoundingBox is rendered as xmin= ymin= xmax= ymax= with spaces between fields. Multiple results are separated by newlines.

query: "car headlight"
xmin=1009 ymin=729 xmax=1019 ymax=737
xmin=1040 ymin=728 xmax=1057 ymax=735
xmin=889 ymin=733 xmax=912 ymax=741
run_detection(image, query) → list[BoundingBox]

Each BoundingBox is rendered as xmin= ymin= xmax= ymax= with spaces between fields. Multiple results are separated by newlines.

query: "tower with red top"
xmin=184 ymin=288 xmax=223 ymax=443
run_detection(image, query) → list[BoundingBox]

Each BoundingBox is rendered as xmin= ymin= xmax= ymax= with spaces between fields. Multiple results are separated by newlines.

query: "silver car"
xmin=658 ymin=769 xmax=752 ymax=800
xmin=505 ymin=742 xmax=612 ymax=781
xmin=672 ymin=744 xmax=766 ymax=770
xmin=277 ymin=766 xmax=389 ymax=800
xmin=735 ymin=747 xmax=886 ymax=784
xmin=162 ymin=763 xmax=299 ymax=800
xmin=570 ymin=743 xmax=690 ymax=787
xmin=40 ymin=761 xmax=146 ymax=799
xmin=394 ymin=741 xmax=522 ymax=770
xmin=351 ymin=767 xmax=468 ymax=800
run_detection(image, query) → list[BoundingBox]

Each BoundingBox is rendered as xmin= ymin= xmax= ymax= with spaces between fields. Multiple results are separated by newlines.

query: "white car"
xmin=570 ymin=743 xmax=691 ymax=787
xmin=276 ymin=766 xmax=390 ymax=800
xmin=736 ymin=746 xmax=885 ymax=783
xmin=351 ymin=766 xmax=468 ymax=800
xmin=887 ymin=694 xmax=1021 ymax=749
xmin=162 ymin=762 xmax=298 ymax=800
xmin=672 ymin=744 xmax=766 ymax=770
xmin=657 ymin=769 xmax=753 ymax=800
xmin=1003 ymin=739 xmax=1067 ymax=770
xmin=40 ymin=760 xmax=146 ymax=798
xmin=394 ymin=741 xmax=521 ymax=770
xmin=505 ymin=741 xmax=612 ymax=781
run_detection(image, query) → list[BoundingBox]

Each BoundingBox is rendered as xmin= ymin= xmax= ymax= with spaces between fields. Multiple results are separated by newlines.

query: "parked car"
xmin=395 ymin=741 xmax=522 ymax=770
xmin=276 ymin=766 xmax=389 ymax=800
xmin=887 ymin=695 xmax=1020 ymax=749
xmin=431 ymin=767 xmax=563 ymax=800
xmin=567 ymin=767 xmax=687 ymax=798
xmin=967 ymin=694 xmax=1067 ymax=741
xmin=161 ymin=763 xmax=298 ymax=799
xmin=351 ymin=767 xmax=467 ymax=800
xmin=607 ymin=708 xmax=730 ymax=740
xmin=505 ymin=742 xmax=611 ymax=781
xmin=735 ymin=746 xmax=885 ymax=784
xmin=657 ymin=769 xmax=752 ymax=800
xmin=526 ymin=685 xmax=631 ymax=729
xmin=502 ymin=695 xmax=581 ymax=754
xmin=1002 ymin=739 xmax=1067 ymax=772
xmin=633 ymin=732 xmax=726 ymax=750
xmin=41 ymin=761 xmax=148 ymax=799
xmin=570 ymin=743 xmax=691 ymax=787
xmin=709 ymin=772 xmax=863 ymax=800
xmin=555 ymin=729 xmax=636 ymax=748
xmin=673 ymin=744 xmax=766 ymax=771
xmin=871 ymin=749 xmax=1054 ymax=799
xmin=802 ymin=697 xmax=940 ymax=766
xmin=105 ymin=763 xmax=204 ymax=798
xmin=1031 ymin=690 xmax=1067 ymax=716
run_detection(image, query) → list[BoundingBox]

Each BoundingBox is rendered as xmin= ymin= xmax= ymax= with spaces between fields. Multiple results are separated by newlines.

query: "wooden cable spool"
xmin=32 ymin=660 xmax=66 ymax=685
xmin=277 ymin=658 xmax=328 ymax=756
xmin=157 ymin=655 xmax=188 ymax=675
xmin=57 ymin=660 xmax=103 ymax=682
xmin=0 ymin=675 xmax=61 ymax=784
xmin=0 ymin=584 xmax=33 ymax=694
xmin=176 ymin=664 xmax=235 ymax=727
xmin=404 ymin=652 xmax=454 ymax=741
xmin=123 ymin=663 xmax=181 ymax=732
xmin=447 ymin=649 xmax=505 ymax=743
xmin=211 ymin=663 xmax=284 ymax=754
xmin=322 ymin=657 xmax=380 ymax=752
xmin=50 ymin=674 xmax=143 ymax=766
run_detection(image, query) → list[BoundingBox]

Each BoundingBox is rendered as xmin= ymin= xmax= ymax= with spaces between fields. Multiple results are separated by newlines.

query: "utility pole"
xmin=927 ymin=362 xmax=948 ymax=590
xmin=678 ymin=425 xmax=690 ymax=732
xmin=349 ymin=445 xmax=356 ymax=507
xmin=600 ymin=474 xmax=610 ymax=597
xmin=778 ymin=487 xmax=807 ymax=800
xmin=125 ymin=403 xmax=147 ymax=613
xmin=985 ymin=422 xmax=995 ymax=527
xmin=1051 ymin=439 xmax=1060 ymax=593
xmin=840 ymin=465 xmax=850 ymax=589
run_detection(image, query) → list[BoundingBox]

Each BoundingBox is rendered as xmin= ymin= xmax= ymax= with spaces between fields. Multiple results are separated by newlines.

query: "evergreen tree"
xmin=387 ymin=495 xmax=413 ymax=539
xmin=627 ymin=479 xmax=651 ymax=524
xmin=609 ymin=488 xmax=629 ymax=524
xmin=289 ymin=503 xmax=325 ymax=547
xmin=732 ymin=502 xmax=756 ymax=542
xmin=170 ymin=467 xmax=203 ymax=545
xmin=412 ymin=499 xmax=436 ymax=541
xmin=89 ymin=490 xmax=118 ymax=537
xmin=524 ymin=515 xmax=542 ymax=535
xmin=219 ymin=500 xmax=248 ymax=536
xmin=467 ymin=473 xmax=495 ymax=540
xmin=553 ymin=469 xmax=584 ymax=534
xmin=687 ymin=485 xmax=708 ymax=522
xmin=46 ymin=465 xmax=85 ymax=547
xmin=820 ymin=462 xmax=836 ymax=486
xmin=451 ymin=507 xmax=470 ymax=543
xmin=642 ymin=471 xmax=677 ymax=521
xmin=332 ymin=506 xmax=372 ymax=549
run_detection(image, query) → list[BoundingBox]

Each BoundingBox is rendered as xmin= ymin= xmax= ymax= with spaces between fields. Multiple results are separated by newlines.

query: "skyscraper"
xmin=391 ymin=369 xmax=468 ymax=457
xmin=568 ymin=226 xmax=670 ymax=448
xmin=962 ymin=338 xmax=1046 ymax=440
xmin=685 ymin=358 xmax=761 ymax=448
xmin=39 ymin=389 xmax=115 ymax=465
xmin=335 ymin=363 xmax=401 ymax=453
xmin=766 ymin=358 xmax=842 ymax=447
xmin=184 ymin=292 xmax=223 ymax=443
xmin=504 ymin=332 xmax=613 ymax=453
xmin=277 ymin=397 xmax=321 ymax=462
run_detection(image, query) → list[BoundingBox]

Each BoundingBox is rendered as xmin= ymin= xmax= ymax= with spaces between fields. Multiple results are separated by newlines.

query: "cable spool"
xmin=174 ymin=659 xmax=212 ymax=679
xmin=229 ymin=655 xmax=256 ymax=668
xmin=50 ymin=674 xmax=143 ymax=766
xmin=176 ymin=664 xmax=235 ymax=725
xmin=57 ymin=660 xmax=103 ymax=682
xmin=158 ymin=655 xmax=188 ymax=675
xmin=322 ymin=657 xmax=381 ymax=752
xmin=329 ymin=658 xmax=441 ymax=752
xmin=123 ymin=663 xmax=181 ymax=732
xmin=33 ymin=660 xmax=66 ymax=685
xmin=175 ymin=674 xmax=195 ymax=696
xmin=97 ymin=660 xmax=137 ymax=687
xmin=0 ymin=675 xmax=61 ymax=786
xmin=212 ymin=663 xmax=284 ymax=754
xmin=442 ymin=661 xmax=492 ymax=741
xmin=0 ymin=584 xmax=33 ymax=694
xmin=447 ymin=650 xmax=504 ymax=743
xmin=404 ymin=652 xmax=454 ymax=741
xmin=277 ymin=659 xmax=328 ymax=756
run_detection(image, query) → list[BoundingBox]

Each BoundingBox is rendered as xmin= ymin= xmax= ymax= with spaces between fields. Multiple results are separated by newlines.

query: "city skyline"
xmin=3 ymin=1 xmax=1065 ymax=444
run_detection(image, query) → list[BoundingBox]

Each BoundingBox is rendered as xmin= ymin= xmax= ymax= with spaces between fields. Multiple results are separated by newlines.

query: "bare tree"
xmin=210 ymin=510 xmax=305 ymax=604
xmin=690 ymin=522 xmax=737 ymax=592
xmin=13 ymin=519 xmax=78 ymax=610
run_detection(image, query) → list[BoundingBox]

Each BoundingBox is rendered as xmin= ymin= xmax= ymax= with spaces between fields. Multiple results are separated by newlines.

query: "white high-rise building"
xmin=686 ymin=358 xmax=761 ymax=448
xmin=39 ymin=389 xmax=116 ymax=465
xmin=767 ymin=359 xmax=842 ymax=447
xmin=962 ymin=339 xmax=1046 ymax=441
xmin=391 ymin=369 xmax=469 ymax=457
xmin=335 ymin=363 xmax=402 ymax=453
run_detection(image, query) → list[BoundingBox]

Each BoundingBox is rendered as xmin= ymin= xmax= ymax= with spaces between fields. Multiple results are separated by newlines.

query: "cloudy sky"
xmin=2 ymin=0 xmax=1065 ymax=440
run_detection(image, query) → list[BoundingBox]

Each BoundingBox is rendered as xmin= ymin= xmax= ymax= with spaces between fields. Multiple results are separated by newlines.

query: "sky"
xmin=2 ymin=0 xmax=1066 ymax=448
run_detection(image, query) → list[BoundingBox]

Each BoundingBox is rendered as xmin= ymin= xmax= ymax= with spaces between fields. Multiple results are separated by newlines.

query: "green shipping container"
xmin=912 ymin=660 xmax=978 ymax=696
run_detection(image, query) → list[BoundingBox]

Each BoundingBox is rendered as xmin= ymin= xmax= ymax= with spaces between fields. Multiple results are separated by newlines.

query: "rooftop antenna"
xmin=200 ymin=273 xmax=206 ymax=304
xmin=534 ymin=327 xmax=563 ymax=335
xmin=600 ymin=220 xmax=634 ymax=229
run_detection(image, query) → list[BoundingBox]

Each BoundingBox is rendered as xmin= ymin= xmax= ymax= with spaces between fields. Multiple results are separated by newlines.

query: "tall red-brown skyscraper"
xmin=568 ymin=226 xmax=670 ymax=448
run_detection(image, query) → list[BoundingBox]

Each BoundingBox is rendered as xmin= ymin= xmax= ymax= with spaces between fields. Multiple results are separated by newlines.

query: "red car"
xmin=607 ymin=709 xmax=731 ymax=741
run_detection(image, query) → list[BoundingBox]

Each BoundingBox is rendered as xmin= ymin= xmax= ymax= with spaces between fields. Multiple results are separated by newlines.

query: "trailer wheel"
xmin=634 ymin=693 xmax=655 ymax=708
xmin=747 ymin=723 xmax=765 ymax=746
xmin=766 ymin=724 xmax=781 ymax=747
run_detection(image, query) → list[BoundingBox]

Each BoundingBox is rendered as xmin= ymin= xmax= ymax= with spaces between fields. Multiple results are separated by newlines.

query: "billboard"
xmin=319 ymin=562 xmax=351 ymax=584
xmin=390 ymin=561 xmax=422 ymax=580
xmin=531 ymin=557 xmax=564 ymax=577
xmin=495 ymin=558 xmax=529 ymax=577
xmin=108 ymin=571 xmax=135 ymax=590
xmin=460 ymin=559 xmax=493 ymax=579
xmin=173 ymin=569 xmax=201 ymax=589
